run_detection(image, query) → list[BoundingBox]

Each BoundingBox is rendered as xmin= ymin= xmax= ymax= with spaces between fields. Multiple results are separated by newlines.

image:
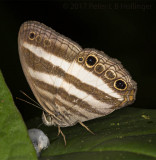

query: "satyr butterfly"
xmin=18 ymin=21 xmax=137 ymax=144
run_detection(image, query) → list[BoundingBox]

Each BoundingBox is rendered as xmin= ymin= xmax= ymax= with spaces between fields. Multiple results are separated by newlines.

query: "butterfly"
xmin=18 ymin=21 xmax=137 ymax=144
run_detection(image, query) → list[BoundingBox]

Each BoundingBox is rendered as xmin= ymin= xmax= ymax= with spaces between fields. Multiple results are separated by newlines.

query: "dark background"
xmin=0 ymin=0 xmax=156 ymax=122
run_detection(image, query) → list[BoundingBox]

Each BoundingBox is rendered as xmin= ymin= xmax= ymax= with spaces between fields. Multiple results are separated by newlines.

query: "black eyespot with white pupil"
xmin=115 ymin=79 xmax=127 ymax=90
xmin=79 ymin=57 xmax=83 ymax=61
xmin=29 ymin=32 xmax=35 ymax=40
xmin=86 ymin=56 xmax=97 ymax=66
xmin=78 ymin=57 xmax=83 ymax=62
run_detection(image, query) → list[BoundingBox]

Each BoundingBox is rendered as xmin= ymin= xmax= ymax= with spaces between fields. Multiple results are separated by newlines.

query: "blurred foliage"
xmin=0 ymin=71 xmax=37 ymax=160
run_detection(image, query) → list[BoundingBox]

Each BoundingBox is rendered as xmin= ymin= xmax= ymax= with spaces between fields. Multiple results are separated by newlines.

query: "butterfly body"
xmin=18 ymin=21 xmax=137 ymax=128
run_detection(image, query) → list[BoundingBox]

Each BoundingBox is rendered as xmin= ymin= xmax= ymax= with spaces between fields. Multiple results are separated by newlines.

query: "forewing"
xmin=18 ymin=21 xmax=82 ymax=116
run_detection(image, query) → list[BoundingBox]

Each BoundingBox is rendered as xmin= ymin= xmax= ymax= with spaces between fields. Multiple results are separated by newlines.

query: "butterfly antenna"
xmin=20 ymin=90 xmax=41 ymax=106
xmin=16 ymin=97 xmax=44 ymax=111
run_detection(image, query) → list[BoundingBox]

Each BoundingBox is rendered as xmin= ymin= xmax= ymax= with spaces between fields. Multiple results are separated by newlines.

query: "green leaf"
xmin=1 ymin=69 xmax=155 ymax=160
xmin=39 ymin=106 xmax=156 ymax=160
xmin=0 ymin=71 xmax=37 ymax=160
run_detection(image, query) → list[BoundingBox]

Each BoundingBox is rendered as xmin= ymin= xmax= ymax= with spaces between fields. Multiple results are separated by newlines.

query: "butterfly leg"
xmin=58 ymin=126 xmax=66 ymax=145
xmin=79 ymin=121 xmax=95 ymax=135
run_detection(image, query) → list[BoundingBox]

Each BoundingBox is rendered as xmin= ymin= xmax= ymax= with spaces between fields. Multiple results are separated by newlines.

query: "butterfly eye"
xmin=29 ymin=32 xmax=35 ymax=40
xmin=46 ymin=115 xmax=52 ymax=122
xmin=85 ymin=55 xmax=98 ymax=68
xmin=114 ymin=79 xmax=127 ymax=90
